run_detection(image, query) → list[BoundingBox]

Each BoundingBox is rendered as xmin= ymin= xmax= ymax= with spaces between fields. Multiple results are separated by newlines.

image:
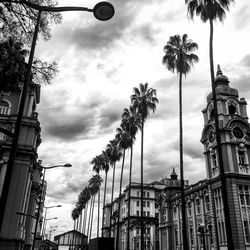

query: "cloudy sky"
xmin=34 ymin=0 xmax=250 ymax=238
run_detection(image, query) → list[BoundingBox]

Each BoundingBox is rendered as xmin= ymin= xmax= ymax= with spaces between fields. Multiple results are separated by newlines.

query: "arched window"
xmin=229 ymin=104 xmax=237 ymax=115
xmin=208 ymin=103 xmax=214 ymax=120
xmin=0 ymin=100 xmax=11 ymax=115
xmin=227 ymin=99 xmax=238 ymax=115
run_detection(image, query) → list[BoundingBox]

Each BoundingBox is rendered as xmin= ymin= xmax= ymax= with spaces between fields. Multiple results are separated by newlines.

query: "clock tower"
xmin=201 ymin=65 xmax=250 ymax=249
xmin=201 ymin=65 xmax=250 ymax=179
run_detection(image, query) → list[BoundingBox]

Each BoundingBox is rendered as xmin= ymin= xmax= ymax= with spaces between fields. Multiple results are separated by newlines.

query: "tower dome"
xmin=215 ymin=64 xmax=229 ymax=86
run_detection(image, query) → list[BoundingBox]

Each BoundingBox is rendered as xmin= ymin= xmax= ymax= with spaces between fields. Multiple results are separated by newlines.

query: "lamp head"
xmin=93 ymin=2 xmax=115 ymax=21
xmin=64 ymin=163 xmax=72 ymax=168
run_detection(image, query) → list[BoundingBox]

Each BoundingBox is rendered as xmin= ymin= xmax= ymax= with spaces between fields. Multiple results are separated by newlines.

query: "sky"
xmin=34 ymin=0 xmax=250 ymax=238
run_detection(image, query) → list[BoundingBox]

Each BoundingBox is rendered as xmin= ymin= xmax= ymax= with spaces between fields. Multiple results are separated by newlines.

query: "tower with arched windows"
xmin=200 ymin=65 xmax=250 ymax=249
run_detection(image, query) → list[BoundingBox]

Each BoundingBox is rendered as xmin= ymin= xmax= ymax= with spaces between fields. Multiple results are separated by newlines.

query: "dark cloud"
xmin=131 ymin=24 xmax=159 ymax=44
xmin=46 ymin=116 xmax=94 ymax=141
xmin=55 ymin=0 xmax=166 ymax=51
xmin=98 ymin=107 xmax=121 ymax=130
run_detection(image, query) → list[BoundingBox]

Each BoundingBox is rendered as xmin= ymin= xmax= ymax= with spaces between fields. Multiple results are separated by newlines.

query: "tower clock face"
xmin=232 ymin=126 xmax=244 ymax=139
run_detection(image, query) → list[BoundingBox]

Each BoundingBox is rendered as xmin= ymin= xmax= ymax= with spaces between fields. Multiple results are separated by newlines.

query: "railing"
xmin=0 ymin=106 xmax=10 ymax=115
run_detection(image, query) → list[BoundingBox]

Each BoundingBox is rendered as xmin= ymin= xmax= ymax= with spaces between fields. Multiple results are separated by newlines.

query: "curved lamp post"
xmin=42 ymin=205 xmax=61 ymax=240
xmin=0 ymin=1 xmax=115 ymax=232
xmin=32 ymin=163 xmax=71 ymax=250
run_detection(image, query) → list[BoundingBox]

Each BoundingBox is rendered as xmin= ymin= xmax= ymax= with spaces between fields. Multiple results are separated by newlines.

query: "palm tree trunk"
xmin=208 ymin=17 xmax=234 ymax=249
xmin=116 ymin=149 xmax=126 ymax=250
xmin=97 ymin=188 xmax=100 ymax=238
xmin=83 ymin=203 xmax=88 ymax=234
xmin=87 ymin=196 xmax=94 ymax=242
xmin=90 ymin=194 xmax=96 ymax=241
xmin=102 ymin=170 xmax=108 ymax=237
xmin=110 ymin=163 xmax=116 ymax=237
xmin=140 ymin=120 xmax=144 ymax=250
xmin=79 ymin=211 xmax=83 ymax=232
xmin=179 ymin=69 xmax=189 ymax=250
xmin=127 ymin=144 xmax=133 ymax=250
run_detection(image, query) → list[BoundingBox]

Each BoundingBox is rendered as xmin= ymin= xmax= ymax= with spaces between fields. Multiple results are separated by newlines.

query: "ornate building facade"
xmin=0 ymin=82 xmax=43 ymax=249
xmin=159 ymin=66 xmax=250 ymax=250
xmin=103 ymin=67 xmax=250 ymax=250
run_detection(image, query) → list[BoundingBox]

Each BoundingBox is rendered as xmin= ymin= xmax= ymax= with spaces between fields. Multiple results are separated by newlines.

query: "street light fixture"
xmin=0 ymin=0 xmax=115 ymax=233
xmin=32 ymin=163 xmax=71 ymax=250
xmin=16 ymin=211 xmax=36 ymax=220
xmin=42 ymin=205 xmax=61 ymax=240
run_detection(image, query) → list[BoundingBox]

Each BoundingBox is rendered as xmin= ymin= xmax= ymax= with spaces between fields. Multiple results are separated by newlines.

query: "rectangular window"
xmin=244 ymin=221 xmax=250 ymax=243
xmin=175 ymin=228 xmax=178 ymax=247
xmin=196 ymin=199 xmax=201 ymax=214
xmin=187 ymin=202 xmax=192 ymax=216
xmin=136 ymin=201 xmax=139 ymax=207
xmin=147 ymin=201 xmax=150 ymax=207
xmin=143 ymin=191 xmax=145 ymax=197
xmin=189 ymin=227 xmax=194 ymax=246
xmin=239 ymin=185 xmax=250 ymax=244
xmin=147 ymin=192 xmax=150 ymax=198
xmin=136 ymin=211 xmax=139 ymax=216
xmin=143 ymin=201 xmax=146 ymax=207
xmin=143 ymin=211 xmax=146 ymax=216
xmin=205 ymin=195 xmax=210 ymax=212
xmin=214 ymin=188 xmax=226 ymax=244
xmin=147 ymin=211 xmax=150 ymax=217
xmin=137 ymin=191 xmax=140 ymax=197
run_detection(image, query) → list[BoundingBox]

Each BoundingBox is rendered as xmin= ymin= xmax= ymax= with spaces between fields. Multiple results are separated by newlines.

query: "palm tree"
xmin=88 ymin=174 xmax=103 ymax=240
xmin=130 ymin=83 xmax=158 ymax=250
xmin=78 ymin=187 xmax=91 ymax=233
xmin=162 ymin=33 xmax=198 ymax=250
xmin=100 ymin=150 xmax=110 ymax=237
xmin=106 ymin=139 xmax=122 ymax=237
xmin=90 ymin=155 xmax=103 ymax=238
xmin=115 ymin=127 xmax=133 ymax=250
xmin=185 ymin=1 xmax=234 ymax=248
xmin=121 ymin=105 xmax=141 ymax=250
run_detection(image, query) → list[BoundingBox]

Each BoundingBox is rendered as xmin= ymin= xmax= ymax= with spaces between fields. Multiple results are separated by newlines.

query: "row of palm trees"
xmin=71 ymin=83 xmax=158 ymax=249
xmin=70 ymin=174 xmax=103 ymax=247
xmin=70 ymin=0 xmax=235 ymax=248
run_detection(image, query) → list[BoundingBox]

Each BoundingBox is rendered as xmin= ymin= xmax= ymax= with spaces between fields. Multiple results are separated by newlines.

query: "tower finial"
xmin=217 ymin=64 xmax=222 ymax=76
xmin=170 ymin=168 xmax=177 ymax=180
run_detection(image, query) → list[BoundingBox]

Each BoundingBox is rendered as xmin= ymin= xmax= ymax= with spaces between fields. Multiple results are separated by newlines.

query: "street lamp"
xmin=42 ymin=205 xmax=61 ymax=240
xmin=198 ymin=223 xmax=206 ymax=250
xmin=48 ymin=225 xmax=58 ymax=241
xmin=0 ymin=0 xmax=115 ymax=232
xmin=32 ymin=163 xmax=71 ymax=250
